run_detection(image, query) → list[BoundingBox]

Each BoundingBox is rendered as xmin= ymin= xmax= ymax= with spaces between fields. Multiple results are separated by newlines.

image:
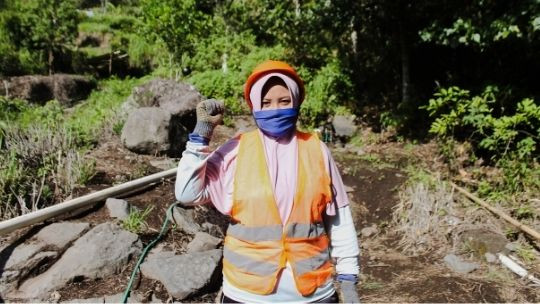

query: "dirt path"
xmin=334 ymin=147 xmax=539 ymax=303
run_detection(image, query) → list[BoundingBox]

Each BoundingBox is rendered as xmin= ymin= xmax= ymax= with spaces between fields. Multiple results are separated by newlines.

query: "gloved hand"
xmin=339 ymin=280 xmax=360 ymax=303
xmin=193 ymin=99 xmax=225 ymax=139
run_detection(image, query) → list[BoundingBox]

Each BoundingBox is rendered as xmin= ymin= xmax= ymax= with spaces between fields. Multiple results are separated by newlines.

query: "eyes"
xmin=262 ymin=98 xmax=292 ymax=109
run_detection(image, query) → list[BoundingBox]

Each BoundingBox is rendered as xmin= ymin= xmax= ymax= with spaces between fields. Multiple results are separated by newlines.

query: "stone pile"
xmin=0 ymin=202 xmax=224 ymax=302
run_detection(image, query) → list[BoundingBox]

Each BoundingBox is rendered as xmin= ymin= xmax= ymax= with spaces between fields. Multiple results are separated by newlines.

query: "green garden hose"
xmin=121 ymin=202 xmax=180 ymax=303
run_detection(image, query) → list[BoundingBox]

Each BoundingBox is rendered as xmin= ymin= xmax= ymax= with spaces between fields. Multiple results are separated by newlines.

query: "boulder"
xmin=105 ymin=198 xmax=130 ymax=220
xmin=0 ymin=222 xmax=89 ymax=297
xmin=332 ymin=115 xmax=358 ymax=138
xmin=443 ymin=254 xmax=479 ymax=274
xmin=186 ymin=232 xmax=222 ymax=253
xmin=120 ymin=79 xmax=202 ymax=156
xmin=12 ymin=223 xmax=141 ymax=301
xmin=35 ymin=222 xmax=90 ymax=249
xmin=140 ymin=249 xmax=222 ymax=300
xmin=6 ymin=74 xmax=96 ymax=106
xmin=123 ymin=78 xmax=201 ymax=116
xmin=460 ymin=229 xmax=508 ymax=255
xmin=121 ymin=107 xmax=172 ymax=155
xmin=172 ymin=207 xmax=201 ymax=235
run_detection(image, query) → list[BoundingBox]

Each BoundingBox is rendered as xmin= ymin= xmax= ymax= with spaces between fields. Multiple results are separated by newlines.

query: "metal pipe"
xmin=0 ymin=168 xmax=177 ymax=236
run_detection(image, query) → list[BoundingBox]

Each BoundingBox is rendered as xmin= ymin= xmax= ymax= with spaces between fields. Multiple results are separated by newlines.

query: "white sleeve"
xmin=325 ymin=205 xmax=360 ymax=275
xmin=174 ymin=141 xmax=212 ymax=206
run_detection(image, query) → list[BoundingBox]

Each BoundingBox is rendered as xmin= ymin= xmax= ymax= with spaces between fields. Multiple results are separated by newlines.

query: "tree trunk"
xmin=399 ymin=27 xmax=410 ymax=106
xmin=48 ymin=47 xmax=54 ymax=76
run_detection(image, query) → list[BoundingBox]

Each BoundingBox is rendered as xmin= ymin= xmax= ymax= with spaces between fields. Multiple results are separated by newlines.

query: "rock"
xmin=460 ymin=229 xmax=508 ymax=255
xmin=361 ymin=226 xmax=379 ymax=238
xmin=485 ymin=252 xmax=498 ymax=264
xmin=13 ymin=223 xmax=141 ymax=300
xmin=3 ymin=243 xmax=46 ymax=270
xmin=505 ymin=242 xmax=519 ymax=252
xmin=0 ymin=222 xmax=89 ymax=296
xmin=332 ymin=115 xmax=358 ymax=138
xmin=140 ymin=249 xmax=222 ymax=300
xmin=35 ymin=222 xmax=90 ymax=249
xmin=123 ymin=78 xmax=201 ymax=117
xmin=187 ymin=232 xmax=222 ymax=253
xmin=172 ymin=207 xmax=201 ymax=235
xmin=344 ymin=185 xmax=355 ymax=193
xmin=106 ymin=198 xmax=130 ymax=220
xmin=121 ymin=107 xmax=172 ymax=155
xmin=119 ymin=79 xmax=202 ymax=157
xmin=6 ymin=74 xmax=96 ymax=106
xmin=443 ymin=254 xmax=479 ymax=274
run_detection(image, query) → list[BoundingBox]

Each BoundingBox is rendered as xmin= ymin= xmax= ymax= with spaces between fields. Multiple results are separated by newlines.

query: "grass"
xmin=0 ymin=77 xmax=142 ymax=220
xmin=122 ymin=205 xmax=154 ymax=234
xmin=79 ymin=21 xmax=110 ymax=34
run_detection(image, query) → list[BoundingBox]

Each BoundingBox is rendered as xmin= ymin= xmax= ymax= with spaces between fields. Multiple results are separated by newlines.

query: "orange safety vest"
xmin=222 ymin=130 xmax=334 ymax=296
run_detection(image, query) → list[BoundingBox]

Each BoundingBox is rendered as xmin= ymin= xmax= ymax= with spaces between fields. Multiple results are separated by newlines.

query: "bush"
xmin=187 ymin=44 xmax=288 ymax=116
xmin=0 ymin=125 xmax=95 ymax=220
xmin=300 ymin=59 xmax=354 ymax=127
xmin=424 ymin=85 xmax=540 ymax=194
xmin=424 ymin=86 xmax=539 ymax=161
xmin=0 ymin=77 xmax=139 ymax=219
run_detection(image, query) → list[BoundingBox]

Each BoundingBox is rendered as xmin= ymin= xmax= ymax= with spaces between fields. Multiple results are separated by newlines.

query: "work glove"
xmin=193 ymin=99 xmax=225 ymax=140
xmin=339 ymin=280 xmax=360 ymax=303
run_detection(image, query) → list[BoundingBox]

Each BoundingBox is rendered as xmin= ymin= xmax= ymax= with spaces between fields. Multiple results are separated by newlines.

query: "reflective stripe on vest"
xmin=227 ymin=222 xmax=326 ymax=242
xmin=223 ymin=130 xmax=334 ymax=296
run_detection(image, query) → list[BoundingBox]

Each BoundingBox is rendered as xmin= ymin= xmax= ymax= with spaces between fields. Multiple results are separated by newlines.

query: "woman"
xmin=175 ymin=60 xmax=360 ymax=303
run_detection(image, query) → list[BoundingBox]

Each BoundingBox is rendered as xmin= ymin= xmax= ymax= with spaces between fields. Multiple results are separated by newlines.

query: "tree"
xmin=16 ymin=0 xmax=80 ymax=75
xmin=141 ymin=0 xmax=211 ymax=65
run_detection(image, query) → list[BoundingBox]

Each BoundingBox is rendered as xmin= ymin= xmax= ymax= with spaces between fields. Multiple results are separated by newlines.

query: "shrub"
xmin=424 ymin=86 xmax=539 ymax=161
xmin=0 ymin=125 xmax=95 ymax=219
xmin=423 ymin=85 xmax=540 ymax=194
xmin=300 ymin=59 xmax=354 ymax=127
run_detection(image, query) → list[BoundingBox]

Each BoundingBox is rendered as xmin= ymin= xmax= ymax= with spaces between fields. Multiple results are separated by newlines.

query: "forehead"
xmin=262 ymin=76 xmax=290 ymax=98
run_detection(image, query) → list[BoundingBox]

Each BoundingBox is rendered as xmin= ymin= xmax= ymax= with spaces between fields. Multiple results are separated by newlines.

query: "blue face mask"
xmin=253 ymin=108 xmax=299 ymax=138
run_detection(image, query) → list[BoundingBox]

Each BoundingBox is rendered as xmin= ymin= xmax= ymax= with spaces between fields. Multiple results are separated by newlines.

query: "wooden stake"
xmin=451 ymin=182 xmax=540 ymax=242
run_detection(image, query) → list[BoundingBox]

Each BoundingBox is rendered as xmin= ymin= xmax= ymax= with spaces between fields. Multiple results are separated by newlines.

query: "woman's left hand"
xmin=339 ymin=280 xmax=360 ymax=303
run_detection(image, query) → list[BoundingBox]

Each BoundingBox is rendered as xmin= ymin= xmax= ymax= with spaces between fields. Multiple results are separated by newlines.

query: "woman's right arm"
xmin=175 ymin=99 xmax=224 ymax=206
xmin=174 ymin=141 xmax=213 ymax=205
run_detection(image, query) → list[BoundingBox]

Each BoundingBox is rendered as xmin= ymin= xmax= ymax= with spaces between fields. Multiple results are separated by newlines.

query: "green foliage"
xmin=301 ymin=60 xmax=354 ymax=127
xmin=141 ymin=0 xmax=211 ymax=64
xmin=187 ymin=43 xmax=288 ymax=116
xmin=419 ymin=1 xmax=537 ymax=49
xmin=424 ymin=85 xmax=540 ymax=194
xmin=13 ymin=0 xmax=80 ymax=74
xmin=0 ymin=77 xmax=139 ymax=219
xmin=66 ymin=77 xmax=140 ymax=145
xmin=424 ymin=86 xmax=539 ymax=161
xmin=122 ymin=205 xmax=154 ymax=233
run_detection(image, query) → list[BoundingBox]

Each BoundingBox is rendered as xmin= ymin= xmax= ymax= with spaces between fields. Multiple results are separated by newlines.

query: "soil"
xmin=3 ymin=122 xmax=540 ymax=303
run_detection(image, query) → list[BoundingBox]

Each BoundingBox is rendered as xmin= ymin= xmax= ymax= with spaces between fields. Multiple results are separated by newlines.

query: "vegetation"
xmin=122 ymin=205 xmax=154 ymax=234
xmin=0 ymin=78 xmax=139 ymax=219
xmin=0 ymin=0 xmax=538 ymax=220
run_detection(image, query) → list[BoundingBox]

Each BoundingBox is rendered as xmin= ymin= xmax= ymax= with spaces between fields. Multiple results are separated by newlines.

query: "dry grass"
xmin=392 ymin=177 xmax=508 ymax=256
xmin=392 ymin=180 xmax=457 ymax=255
xmin=0 ymin=125 xmax=95 ymax=219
